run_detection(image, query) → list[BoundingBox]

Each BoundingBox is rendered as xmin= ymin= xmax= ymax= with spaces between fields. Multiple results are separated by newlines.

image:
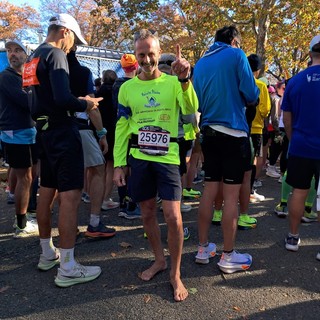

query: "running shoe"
xmin=54 ymin=263 xmax=101 ymax=287
xmin=238 ymin=214 xmax=257 ymax=230
xmin=266 ymin=165 xmax=281 ymax=178
xmin=38 ymin=250 xmax=60 ymax=271
xmin=253 ymin=179 xmax=262 ymax=188
xmin=217 ymin=251 xmax=252 ymax=274
xmin=250 ymin=190 xmax=265 ymax=202
xmin=14 ymin=220 xmax=38 ymax=238
xmin=84 ymin=222 xmax=116 ymax=238
xmin=7 ymin=192 xmax=15 ymax=204
xmin=181 ymin=202 xmax=192 ymax=213
xmin=301 ymin=210 xmax=318 ymax=223
xmin=274 ymin=203 xmax=288 ymax=217
xmin=316 ymin=252 xmax=320 ymax=261
xmin=285 ymin=235 xmax=300 ymax=252
xmin=193 ymin=176 xmax=203 ymax=185
xmin=118 ymin=205 xmax=141 ymax=219
xmin=101 ymin=199 xmax=119 ymax=211
xmin=183 ymin=188 xmax=201 ymax=199
xmin=195 ymin=242 xmax=216 ymax=264
xmin=183 ymin=227 xmax=190 ymax=241
xmin=212 ymin=210 xmax=222 ymax=225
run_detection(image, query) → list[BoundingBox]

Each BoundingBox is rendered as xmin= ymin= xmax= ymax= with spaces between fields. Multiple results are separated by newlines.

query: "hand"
xmin=79 ymin=96 xmax=103 ymax=113
xmin=171 ymin=44 xmax=190 ymax=80
xmin=113 ymin=167 xmax=126 ymax=187
xmin=99 ymin=135 xmax=108 ymax=155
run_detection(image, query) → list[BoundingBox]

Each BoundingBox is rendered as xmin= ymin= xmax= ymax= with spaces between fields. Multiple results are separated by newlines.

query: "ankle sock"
xmin=90 ymin=214 xmax=100 ymax=227
xmin=60 ymin=248 xmax=76 ymax=270
xmin=40 ymin=238 xmax=56 ymax=258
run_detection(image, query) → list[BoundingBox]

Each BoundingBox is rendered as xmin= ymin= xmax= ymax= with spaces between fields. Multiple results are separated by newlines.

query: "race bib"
xmin=23 ymin=57 xmax=40 ymax=87
xmin=138 ymin=126 xmax=170 ymax=156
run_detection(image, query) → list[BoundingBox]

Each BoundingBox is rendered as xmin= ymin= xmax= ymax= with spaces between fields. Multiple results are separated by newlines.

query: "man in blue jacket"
xmin=193 ymin=25 xmax=259 ymax=273
xmin=0 ymin=39 xmax=38 ymax=238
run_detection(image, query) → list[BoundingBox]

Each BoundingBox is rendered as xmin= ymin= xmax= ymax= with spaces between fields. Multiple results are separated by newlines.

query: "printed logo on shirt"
xmin=159 ymin=114 xmax=170 ymax=121
xmin=144 ymin=96 xmax=160 ymax=108
xmin=23 ymin=57 xmax=40 ymax=87
xmin=307 ymin=73 xmax=320 ymax=82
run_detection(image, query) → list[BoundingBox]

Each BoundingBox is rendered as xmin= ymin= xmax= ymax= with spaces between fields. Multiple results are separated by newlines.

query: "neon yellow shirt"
xmin=114 ymin=73 xmax=198 ymax=166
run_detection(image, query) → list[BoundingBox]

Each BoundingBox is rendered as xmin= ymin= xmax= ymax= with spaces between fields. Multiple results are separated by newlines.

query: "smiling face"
xmin=134 ymin=37 xmax=162 ymax=80
xmin=6 ymin=43 xmax=27 ymax=72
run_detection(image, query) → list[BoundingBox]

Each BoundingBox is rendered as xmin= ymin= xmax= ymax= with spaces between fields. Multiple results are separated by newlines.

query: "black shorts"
xmin=286 ymin=155 xmax=320 ymax=190
xmin=251 ymin=134 xmax=263 ymax=157
xmin=105 ymin=131 xmax=115 ymax=161
xmin=201 ymin=128 xmax=250 ymax=184
xmin=38 ymin=124 xmax=84 ymax=192
xmin=128 ymin=156 xmax=182 ymax=202
xmin=178 ymin=138 xmax=193 ymax=176
xmin=3 ymin=142 xmax=38 ymax=169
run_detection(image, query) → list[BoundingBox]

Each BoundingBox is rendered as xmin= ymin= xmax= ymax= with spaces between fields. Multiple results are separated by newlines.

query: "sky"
xmin=9 ymin=0 xmax=40 ymax=10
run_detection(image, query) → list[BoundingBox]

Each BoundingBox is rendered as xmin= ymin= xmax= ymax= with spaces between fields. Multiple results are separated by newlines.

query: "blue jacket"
xmin=193 ymin=42 xmax=259 ymax=133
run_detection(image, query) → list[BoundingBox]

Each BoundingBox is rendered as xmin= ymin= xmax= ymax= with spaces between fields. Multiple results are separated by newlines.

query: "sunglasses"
xmin=159 ymin=60 xmax=174 ymax=66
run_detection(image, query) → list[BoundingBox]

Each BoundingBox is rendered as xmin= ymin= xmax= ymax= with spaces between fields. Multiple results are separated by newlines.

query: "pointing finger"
xmin=176 ymin=44 xmax=181 ymax=59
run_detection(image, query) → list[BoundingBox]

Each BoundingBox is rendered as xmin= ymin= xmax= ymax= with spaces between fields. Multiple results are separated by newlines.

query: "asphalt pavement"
xmin=1 ymin=173 xmax=320 ymax=320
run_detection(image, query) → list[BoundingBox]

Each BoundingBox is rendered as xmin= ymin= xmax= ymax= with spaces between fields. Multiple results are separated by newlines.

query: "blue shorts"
xmin=128 ymin=156 xmax=182 ymax=202
xmin=38 ymin=123 xmax=84 ymax=192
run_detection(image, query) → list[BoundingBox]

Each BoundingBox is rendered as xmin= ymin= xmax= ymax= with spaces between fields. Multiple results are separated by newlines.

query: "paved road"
xmin=1 ymin=174 xmax=320 ymax=320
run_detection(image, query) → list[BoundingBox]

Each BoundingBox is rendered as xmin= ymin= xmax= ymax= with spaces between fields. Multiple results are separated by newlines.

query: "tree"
xmin=0 ymin=1 xmax=40 ymax=40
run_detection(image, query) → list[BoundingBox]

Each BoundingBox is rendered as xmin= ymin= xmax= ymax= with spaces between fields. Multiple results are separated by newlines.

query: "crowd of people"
xmin=1 ymin=13 xmax=320 ymax=302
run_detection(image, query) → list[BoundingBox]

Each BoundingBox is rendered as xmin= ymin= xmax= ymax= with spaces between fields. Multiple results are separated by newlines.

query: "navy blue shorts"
xmin=286 ymin=155 xmax=320 ymax=190
xmin=201 ymin=128 xmax=250 ymax=184
xmin=128 ymin=156 xmax=182 ymax=202
xmin=37 ymin=124 xmax=84 ymax=192
xmin=3 ymin=142 xmax=38 ymax=169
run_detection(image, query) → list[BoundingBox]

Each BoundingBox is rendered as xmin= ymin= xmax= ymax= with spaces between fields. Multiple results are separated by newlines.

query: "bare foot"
xmin=170 ymin=278 xmax=188 ymax=302
xmin=138 ymin=261 xmax=167 ymax=281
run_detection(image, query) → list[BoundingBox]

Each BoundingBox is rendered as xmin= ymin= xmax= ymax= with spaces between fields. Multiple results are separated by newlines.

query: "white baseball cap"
xmin=5 ymin=39 xmax=27 ymax=54
xmin=49 ymin=13 xmax=87 ymax=45
xmin=309 ymin=35 xmax=320 ymax=52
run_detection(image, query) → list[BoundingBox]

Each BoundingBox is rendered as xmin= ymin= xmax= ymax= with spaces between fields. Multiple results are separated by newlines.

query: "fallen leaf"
xmin=0 ymin=286 xmax=10 ymax=293
xmin=111 ymin=252 xmax=116 ymax=257
xmin=188 ymin=288 xmax=198 ymax=294
xmin=144 ymin=295 xmax=151 ymax=303
xmin=259 ymin=307 xmax=266 ymax=311
xmin=233 ymin=306 xmax=241 ymax=312
xmin=119 ymin=242 xmax=132 ymax=248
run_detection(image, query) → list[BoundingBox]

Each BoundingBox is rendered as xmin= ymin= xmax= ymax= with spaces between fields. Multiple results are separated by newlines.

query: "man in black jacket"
xmin=0 ymin=39 xmax=38 ymax=238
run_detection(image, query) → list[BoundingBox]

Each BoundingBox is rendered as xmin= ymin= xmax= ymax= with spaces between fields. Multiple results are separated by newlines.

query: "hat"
xmin=5 ymin=39 xmax=27 ymax=54
xmin=120 ymin=54 xmax=138 ymax=72
xmin=247 ymin=54 xmax=262 ymax=72
xmin=268 ymin=85 xmax=276 ymax=94
xmin=49 ymin=13 xmax=87 ymax=45
xmin=310 ymin=35 xmax=320 ymax=52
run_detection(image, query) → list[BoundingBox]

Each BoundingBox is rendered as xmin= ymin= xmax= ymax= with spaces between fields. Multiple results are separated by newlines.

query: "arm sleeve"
xmin=113 ymin=85 xmax=131 ymax=167
xmin=48 ymin=50 xmax=87 ymax=113
xmin=178 ymin=81 xmax=199 ymax=115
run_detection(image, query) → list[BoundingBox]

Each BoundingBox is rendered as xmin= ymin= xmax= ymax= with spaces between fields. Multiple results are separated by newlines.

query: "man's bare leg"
xmin=58 ymin=189 xmax=81 ymax=248
xmin=88 ymin=164 xmax=105 ymax=214
xmin=288 ymin=188 xmax=309 ymax=234
xmin=162 ymin=199 xmax=188 ymax=301
xmin=139 ymin=198 xmax=167 ymax=281
xmin=198 ymin=181 xmax=219 ymax=244
xmin=222 ymin=183 xmax=242 ymax=251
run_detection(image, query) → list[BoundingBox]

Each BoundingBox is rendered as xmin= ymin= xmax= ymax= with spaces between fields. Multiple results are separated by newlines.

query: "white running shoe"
xmin=250 ymin=190 xmax=265 ymax=202
xmin=181 ymin=202 xmax=192 ymax=213
xmin=195 ymin=243 xmax=216 ymax=264
xmin=101 ymin=199 xmax=119 ymax=211
xmin=14 ymin=220 xmax=38 ymax=238
xmin=217 ymin=251 xmax=252 ymax=274
xmin=266 ymin=165 xmax=281 ymax=178
xmin=54 ymin=263 xmax=101 ymax=287
xmin=38 ymin=250 xmax=60 ymax=271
